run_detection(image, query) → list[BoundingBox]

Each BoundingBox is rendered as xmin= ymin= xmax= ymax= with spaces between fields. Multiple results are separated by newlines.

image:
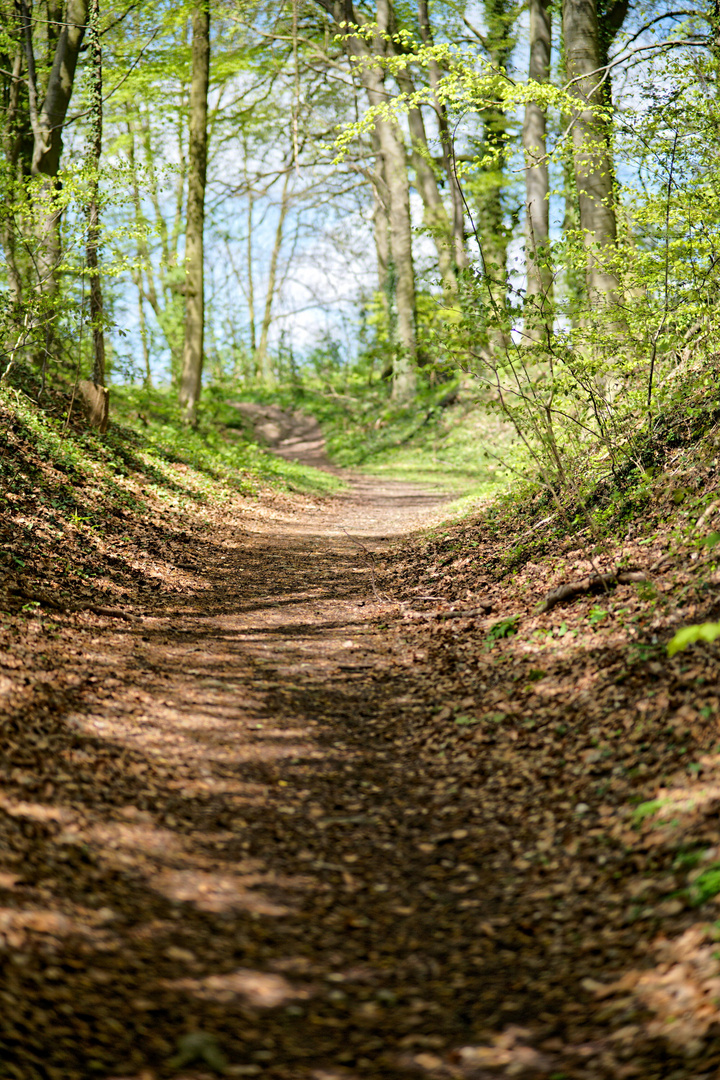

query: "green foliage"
xmin=112 ymin=386 xmax=342 ymax=497
xmin=0 ymin=386 xmax=341 ymax=555
xmin=224 ymin=347 xmax=512 ymax=493
xmin=632 ymin=798 xmax=670 ymax=824
xmin=587 ymin=606 xmax=608 ymax=627
xmin=673 ymin=848 xmax=708 ymax=872
xmin=667 ymin=623 xmax=720 ymax=658
xmin=485 ymin=615 xmax=520 ymax=644
xmin=687 ymin=864 xmax=720 ymax=907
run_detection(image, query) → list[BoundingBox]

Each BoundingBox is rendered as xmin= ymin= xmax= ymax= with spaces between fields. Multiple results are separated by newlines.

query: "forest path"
xmin=6 ymin=468 xmax=506 ymax=1080
xmin=5 ymin=444 xmax=714 ymax=1080
xmin=227 ymin=401 xmax=334 ymax=470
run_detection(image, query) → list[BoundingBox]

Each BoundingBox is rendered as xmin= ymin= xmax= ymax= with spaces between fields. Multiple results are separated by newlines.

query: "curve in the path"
xmin=228 ymin=401 xmax=333 ymax=470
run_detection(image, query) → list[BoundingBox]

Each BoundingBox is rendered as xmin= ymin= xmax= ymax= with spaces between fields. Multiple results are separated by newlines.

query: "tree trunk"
xmin=86 ymin=0 xmax=106 ymax=397
xmin=315 ymin=0 xmax=417 ymax=398
xmin=22 ymin=0 xmax=89 ymax=301
xmin=1 ymin=43 xmax=25 ymax=308
xmin=126 ymin=117 xmax=157 ymax=386
xmin=597 ymin=0 xmax=629 ymax=108
xmin=370 ymin=126 xmax=392 ymax=350
xmin=475 ymin=0 xmax=515 ymax=353
xmin=371 ymin=131 xmax=391 ymax=293
xmin=393 ymin=64 xmax=457 ymax=295
xmin=523 ymin=0 xmax=552 ymax=341
xmin=254 ymin=168 xmax=291 ymax=387
xmin=369 ymin=0 xmax=416 ymax=398
xmin=417 ymin=0 xmax=467 ymax=271
xmin=247 ymin=190 xmax=257 ymax=355
xmin=179 ymin=0 xmax=210 ymax=425
xmin=562 ymin=0 xmax=620 ymax=306
xmin=133 ymin=108 xmax=185 ymax=372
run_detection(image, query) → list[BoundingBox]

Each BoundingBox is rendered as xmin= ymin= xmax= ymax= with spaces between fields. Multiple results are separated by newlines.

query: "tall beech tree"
xmin=179 ymin=0 xmax=210 ymax=424
xmin=418 ymin=0 xmax=467 ymax=273
xmin=562 ymin=0 xmax=620 ymax=306
xmin=22 ymin=0 xmax=89 ymax=305
xmin=315 ymin=0 xmax=417 ymax=400
xmin=473 ymin=0 xmax=516 ymax=330
xmin=86 ymin=0 xmax=106 ymax=391
xmin=523 ymin=0 xmax=552 ymax=340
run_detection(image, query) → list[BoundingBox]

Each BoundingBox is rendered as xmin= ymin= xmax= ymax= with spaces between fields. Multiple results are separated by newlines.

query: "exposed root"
xmin=538 ymin=569 xmax=648 ymax=613
xmin=8 ymin=585 xmax=140 ymax=622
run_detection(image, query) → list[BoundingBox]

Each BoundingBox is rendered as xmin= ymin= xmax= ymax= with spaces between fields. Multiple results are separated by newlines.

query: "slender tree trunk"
xmin=75 ymin=0 xmax=109 ymax=431
xmin=562 ymin=148 xmax=584 ymax=323
xmin=136 ymin=288 xmax=152 ymax=389
xmin=417 ymin=0 xmax=467 ymax=271
xmin=387 ymin=5 xmax=455 ymax=294
xmin=126 ymin=124 xmax=153 ymax=390
xmin=393 ymin=63 xmax=457 ymax=295
xmin=476 ymin=0 xmax=515 ymax=353
xmin=139 ymin=108 xmax=171 ymax=269
xmin=1 ymin=44 xmax=25 ymax=308
xmin=134 ymin=110 xmax=185 ymax=372
xmin=86 ymin=0 xmax=105 ymax=390
xmin=22 ymin=0 xmax=89 ymax=303
xmin=179 ymin=0 xmax=210 ymax=424
xmin=523 ymin=0 xmax=553 ymax=341
xmin=316 ymin=0 xmax=417 ymax=398
xmin=563 ymin=0 xmax=620 ymax=306
xmin=369 ymin=0 xmax=416 ymax=398
xmin=370 ymin=127 xmax=392 ymax=348
xmin=246 ymin=190 xmax=256 ymax=355
xmin=255 ymin=168 xmax=291 ymax=387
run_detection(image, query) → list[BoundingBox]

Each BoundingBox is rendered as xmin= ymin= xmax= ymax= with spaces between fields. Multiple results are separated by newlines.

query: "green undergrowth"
xmin=0 ymin=386 xmax=341 ymax=534
xmin=457 ymin=422 xmax=720 ymax=582
xmin=111 ymin=386 xmax=342 ymax=497
xmin=224 ymin=375 xmax=514 ymax=495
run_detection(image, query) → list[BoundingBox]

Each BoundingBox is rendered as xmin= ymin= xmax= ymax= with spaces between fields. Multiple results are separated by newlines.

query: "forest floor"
xmin=2 ymin=404 xmax=720 ymax=1080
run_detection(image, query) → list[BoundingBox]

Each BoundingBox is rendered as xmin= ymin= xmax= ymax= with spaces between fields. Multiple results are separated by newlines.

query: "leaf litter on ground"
xmin=2 ymin=400 xmax=720 ymax=1078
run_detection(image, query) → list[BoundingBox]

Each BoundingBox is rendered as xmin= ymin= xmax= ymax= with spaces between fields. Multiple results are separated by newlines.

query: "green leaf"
xmin=587 ymin=606 xmax=608 ymax=626
xmin=667 ymin=622 xmax=720 ymax=657
xmin=485 ymin=615 xmax=520 ymax=643
xmin=688 ymin=864 xmax=720 ymax=907
xmin=632 ymin=798 xmax=667 ymax=823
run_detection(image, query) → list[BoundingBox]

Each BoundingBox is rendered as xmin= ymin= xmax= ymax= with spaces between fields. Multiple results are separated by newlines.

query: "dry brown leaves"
xmin=2 ymin=407 xmax=720 ymax=1079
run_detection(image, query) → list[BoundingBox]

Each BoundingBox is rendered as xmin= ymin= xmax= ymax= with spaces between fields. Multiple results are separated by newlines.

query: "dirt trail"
xmin=6 ymin=413 xmax=720 ymax=1080
xmin=4 ymin=465 xmax=482 ymax=1080
xmin=227 ymin=402 xmax=333 ymax=470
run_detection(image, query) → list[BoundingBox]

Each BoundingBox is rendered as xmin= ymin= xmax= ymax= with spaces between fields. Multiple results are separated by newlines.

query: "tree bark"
xmin=179 ymin=0 xmax=210 ymax=425
xmin=523 ymin=0 xmax=552 ymax=341
xmin=132 ymin=108 xmax=185 ymax=372
xmin=417 ymin=0 xmax=467 ymax=271
xmin=22 ymin=0 xmax=89 ymax=299
xmin=386 ymin=3 xmax=456 ymax=293
xmin=254 ymin=168 xmax=291 ymax=387
xmin=1 ymin=41 xmax=25 ymax=308
xmin=371 ymin=129 xmax=391 ymax=293
xmin=476 ymin=0 xmax=515 ymax=353
xmin=368 ymin=0 xmax=417 ymax=398
xmin=86 ymin=0 xmax=106 ymax=397
xmin=563 ymin=0 xmax=620 ymax=306
xmin=315 ymin=0 xmax=417 ymax=399
xmin=393 ymin=62 xmax=457 ymax=295
xmin=246 ymin=190 xmax=257 ymax=355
